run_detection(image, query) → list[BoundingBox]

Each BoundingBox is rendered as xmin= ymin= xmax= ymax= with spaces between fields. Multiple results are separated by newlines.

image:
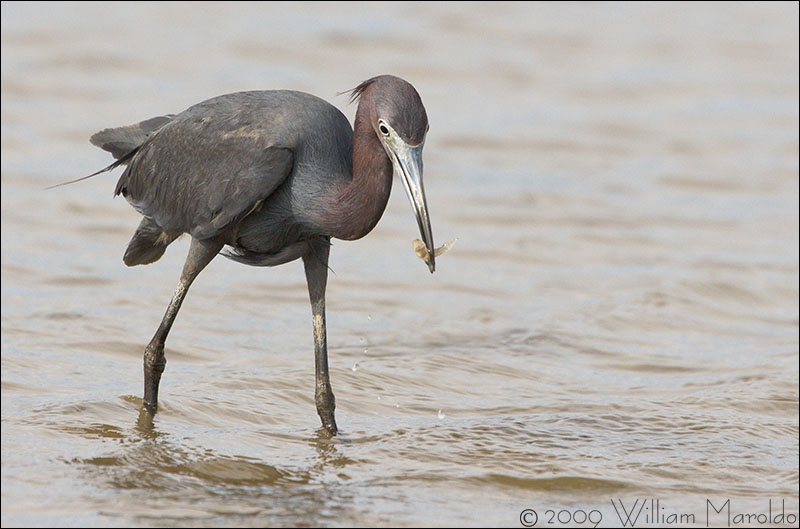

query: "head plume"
xmin=344 ymin=76 xmax=381 ymax=104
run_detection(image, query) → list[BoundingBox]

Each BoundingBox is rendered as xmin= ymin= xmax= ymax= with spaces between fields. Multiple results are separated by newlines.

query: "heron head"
xmin=351 ymin=75 xmax=435 ymax=273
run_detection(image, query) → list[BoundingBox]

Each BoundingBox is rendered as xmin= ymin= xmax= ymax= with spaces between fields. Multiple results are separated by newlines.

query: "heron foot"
xmin=316 ymin=389 xmax=338 ymax=435
xmin=319 ymin=414 xmax=338 ymax=436
xmin=142 ymin=400 xmax=158 ymax=415
xmin=143 ymin=341 xmax=166 ymax=412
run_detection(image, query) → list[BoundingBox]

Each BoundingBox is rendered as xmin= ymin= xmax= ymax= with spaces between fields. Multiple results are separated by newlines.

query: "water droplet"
xmin=437 ymin=409 xmax=445 ymax=420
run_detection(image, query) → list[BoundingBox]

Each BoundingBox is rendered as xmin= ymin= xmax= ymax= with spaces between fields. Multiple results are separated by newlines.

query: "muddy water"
xmin=2 ymin=2 xmax=798 ymax=527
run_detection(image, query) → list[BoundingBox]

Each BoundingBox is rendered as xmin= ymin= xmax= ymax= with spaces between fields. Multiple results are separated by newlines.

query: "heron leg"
xmin=142 ymin=236 xmax=223 ymax=413
xmin=303 ymin=238 xmax=337 ymax=435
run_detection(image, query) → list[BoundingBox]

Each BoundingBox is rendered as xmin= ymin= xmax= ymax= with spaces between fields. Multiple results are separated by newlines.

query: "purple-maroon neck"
xmin=324 ymin=86 xmax=393 ymax=241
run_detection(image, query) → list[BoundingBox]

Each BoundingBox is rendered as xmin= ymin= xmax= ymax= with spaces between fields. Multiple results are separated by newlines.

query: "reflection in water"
xmin=307 ymin=429 xmax=358 ymax=474
xmin=54 ymin=399 xmax=394 ymax=525
xmin=64 ymin=403 xmax=344 ymax=525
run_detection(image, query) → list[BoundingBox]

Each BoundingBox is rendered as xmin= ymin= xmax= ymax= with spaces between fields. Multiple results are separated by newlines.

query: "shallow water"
xmin=2 ymin=2 xmax=798 ymax=527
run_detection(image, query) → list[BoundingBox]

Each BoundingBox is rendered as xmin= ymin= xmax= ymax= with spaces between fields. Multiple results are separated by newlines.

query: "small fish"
xmin=413 ymin=237 xmax=458 ymax=268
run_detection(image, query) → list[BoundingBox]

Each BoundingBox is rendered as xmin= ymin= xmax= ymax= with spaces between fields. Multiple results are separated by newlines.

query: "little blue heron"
xmin=86 ymin=75 xmax=435 ymax=435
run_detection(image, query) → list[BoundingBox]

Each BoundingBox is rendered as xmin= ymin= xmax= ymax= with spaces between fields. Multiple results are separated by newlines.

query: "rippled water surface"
xmin=2 ymin=2 xmax=798 ymax=527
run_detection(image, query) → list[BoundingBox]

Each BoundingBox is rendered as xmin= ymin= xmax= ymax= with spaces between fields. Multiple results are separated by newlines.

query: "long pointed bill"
xmin=391 ymin=142 xmax=435 ymax=273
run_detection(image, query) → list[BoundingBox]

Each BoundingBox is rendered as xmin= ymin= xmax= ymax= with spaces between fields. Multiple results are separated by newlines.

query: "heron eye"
xmin=379 ymin=123 xmax=390 ymax=136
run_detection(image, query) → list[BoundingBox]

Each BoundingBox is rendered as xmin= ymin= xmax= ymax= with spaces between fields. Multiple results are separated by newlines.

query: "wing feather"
xmin=115 ymin=96 xmax=296 ymax=240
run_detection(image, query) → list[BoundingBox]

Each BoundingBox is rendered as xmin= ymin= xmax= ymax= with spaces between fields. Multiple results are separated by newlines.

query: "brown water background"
xmin=2 ymin=2 xmax=798 ymax=527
